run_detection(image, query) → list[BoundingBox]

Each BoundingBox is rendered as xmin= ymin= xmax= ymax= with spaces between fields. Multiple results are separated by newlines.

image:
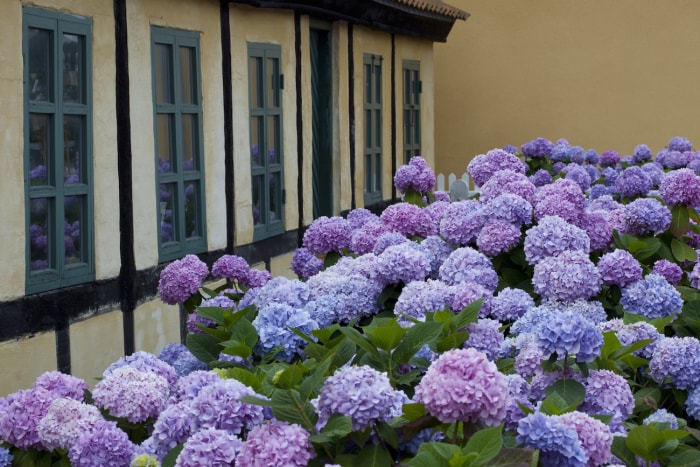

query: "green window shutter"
xmin=248 ymin=42 xmax=284 ymax=241
xmin=402 ymin=60 xmax=421 ymax=164
xmin=363 ymin=53 xmax=383 ymax=206
xmin=151 ymin=27 xmax=207 ymax=262
xmin=23 ymin=7 xmax=95 ymax=294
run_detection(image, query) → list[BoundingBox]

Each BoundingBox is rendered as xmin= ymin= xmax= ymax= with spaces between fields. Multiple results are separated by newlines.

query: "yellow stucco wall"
xmin=435 ymin=0 xmax=700 ymax=177
xmin=70 ymin=310 xmax=124 ymax=388
xmin=0 ymin=332 xmax=57 ymax=396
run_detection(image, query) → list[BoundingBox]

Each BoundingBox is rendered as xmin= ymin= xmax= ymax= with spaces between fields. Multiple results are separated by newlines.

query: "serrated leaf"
xmin=668 ymin=448 xmax=700 ymax=466
xmin=309 ymin=414 xmax=353 ymax=443
xmin=672 ymin=238 xmax=698 ymax=262
xmin=364 ymin=318 xmax=407 ymax=352
xmin=394 ymin=320 xmax=444 ymax=363
xmin=463 ymin=424 xmax=503 ymax=466
xmin=626 ymin=425 xmax=688 ymax=462
xmin=339 ymin=326 xmax=382 ymax=360
xmin=612 ymin=436 xmax=640 ymax=467
xmin=451 ymin=299 xmax=482 ymax=330
xmin=436 ymin=331 xmax=469 ymax=352
xmin=186 ymin=332 xmax=220 ymax=366
xmin=375 ymin=420 xmax=399 ymax=449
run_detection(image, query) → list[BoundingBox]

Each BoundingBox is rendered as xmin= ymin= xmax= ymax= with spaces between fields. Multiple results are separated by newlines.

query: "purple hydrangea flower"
xmin=68 ymin=420 xmax=136 ymax=467
xmin=252 ymin=302 xmax=318 ymax=362
xmin=476 ymin=219 xmax=522 ymax=256
xmin=142 ymin=401 xmax=198 ymax=459
xmin=0 ymin=387 xmax=60 ymax=449
xmin=33 ymin=371 xmax=89 ymax=401
xmin=589 ymin=194 xmax=622 ymax=212
xmin=550 ymin=139 xmax=572 ymax=162
xmin=346 ymin=207 xmax=379 ymax=230
xmin=586 ymin=149 xmax=600 ymax=164
xmin=307 ymin=270 xmax=383 ymax=322
xmin=616 ymin=321 xmax=663 ymax=359
xmin=484 ymin=193 xmax=533 ymax=226
xmin=37 ymin=397 xmax=103 ymax=451
xmin=245 ymin=268 xmax=273 ymax=288
xmin=394 ymin=279 xmax=452 ymax=324
xmin=103 ymin=350 xmax=178 ymax=386
xmin=513 ymin=341 xmax=546 ymax=379
xmin=533 ymin=250 xmax=601 ymax=302
xmin=580 ymin=210 xmax=613 ymax=252
xmin=158 ymin=343 xmax=208 ymax=377
xmin=641 ymin=162 xmax=665 ymax=186
xmin=503 ymin=144 xmax=519 ymax=154
xmin=158 ymin=254 xmax=209 ymax=305
xmin=503 ymin=373 xmax=533 ymax=429
xmin=415 ymin=348 xmax=509 ymax=425
xmin=488 ymin=287 xmax=534 ymax=322
xmin=252 ymin=276 xmax=312 ymax=309
xmin=433 ymin=190 xmax=451 ymax=202
xmin=533 ymin=179 xmax=587 ymax=225
xmin=372 ymin=231 xmax=409 ymax=255
xmin=664 ymin=150 xmax=691 ymax=170
xmin=652 ymin=259 xmax=683 ymax=285
xmin=597 ymin=249 xmax=642 ymax=288
xmin=684 ymin=385 xmax=700 ymax=421
xmin=92 ymin=366 xmax=170 ymax=423
xmin=467 ymin=148 xmax=527 ymax=187
xmin=623 ymin=198 xmax=672 ymax=235
xmin=479 ymin=170 xmax=537 ymax=203
xmin=0 ymin=448 xmax=11 ymax=467
xmin=303 ymin=216 xmax=352 ymax=254
xmin=439 ymin=246 xmax=498 ymax=292
xmin=393 ymin=156 xmax=436 ymax=194
xmin=660 ymin=168 xmax=700 ymax=208
xmin=529 ymin=168 xmax=552 ymax=187
xmin=559 ymin=411 xmax=613 ymax=467
xmin=380 ymin=202 xmax=435 ymax=237
xmin=644 ymin=408 xmax=679 ymax=430
xmin=523 ymin=215 xmax=590 ymax=265
xmin=439 ymin=200 xmax=486 ymax=246
xmin=416 ymin=235 xmax=454 ymax=278
xmin=690 ymin=261 xmax=700 ymax=289
xmin=632 ymin=144 xmax=652 ymax=163
xmin=211 ymin=254 xmax=249 ymax=283
xmin=569 ymin=146 xmax=586 ymax=164
xmin=377 ymin=242 xmax=432 ymax=285
xmin=191 ymin=378 xmax=265 ymax=434
xmin=600 ymin=150 xmax=621 ymax=166
xmin=615 ymin=166 xmax=652 ymax=199
xmin=350 ymin=220 xmax=391 ymax=255
xmin=581 ymin=369 xmax=635 ymax=424
xmin=516 ymin=412 xmax=587 ymax=467
xmin=558 ymin=299 xmax=608 ymax=325
xmin=521 ymin=137 xmax=553 ymax=158
xmin=588 ymin=184 xmax=610 ymax=200
xmin=315 ymin=365 xmax=406 ymax=430
xmin=291 ymin=247 xmax=323 ymax=280
xmin=237 ymin=421 xmax=314 ymax=467
xmin=565 ymin=165 xmax=593 ymax=192
xmin=668 ymin=136 xmax=693 ymax=152
xmin=536 ymin=311 xmax=603 ymax=362
xmin=649 ymin=336 xmax=700 ymax=390
xmin=621 ymin=274 xmax=682 ymax=320
xmin=175 ymin=428 xmax=243 ymax=467
xmin=465 ymin=318 xmax=504 ymax=360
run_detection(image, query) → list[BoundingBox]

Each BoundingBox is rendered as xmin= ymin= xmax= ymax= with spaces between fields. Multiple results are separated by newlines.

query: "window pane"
xmin=413 ymin=109 xmax=421 ymax=145
xmin=267 ymin=115 xmax=279 ymax=164
xmin=30 ymin=197 xmax=51 ymax=271
xmin=182 ymin=113 xmax=197 ymax=171
xmin=250 ymin=116 xmax=263 ymax=167
xmin=365 ymin=154 xmax=372 ymax=191
xmin=249 ymin=56 xmax=262 ymax=108
xmin=266 ymin=57 xmax=279 ymax=108
xmin=64 ymin=115 xmax=83 ymax=185
xmin=184 ymin=181 xmax=201 ymax=239
xmin=179 ymin=46 xmax=196 ymax=105
xmin=63 ymin=33 xmax=83 ymax=104
xmin=157 ymin=114 xmax=175 ymax=173
xmin=404 ymin=69 xmax=410 ymax=104
xmin=29 ymin=113 xmax=51 ymax=186
xmin=375 ymin=65 xmax=382 ymax=104
xmin=412 ymin=70 xmax=420 ymax=104
xmin=268 ymin=171 xmax=281 ymax=222
xmin=365 ymin=64 xmax=372 ymax=104
xmin=64 ymin=195 xmax=84 ymax=264
xmin=374 ymin=154 xmax=381 ymax=192
xmin=404 ymin=109 xmax=411 ymax=145
xmin=155 ymin=43 xmax=173 ymax=105
xmin=375 ymin=109 xmax=381 ymax=147
xmin=159 ymin=183 xmax=178 ymax=243
xmin=252 ymin=175 xmax=264 ymax=225
xmin=365 ymin=109 xmax=371 ymax=150
xmin=28 ymin=28 xmax=51 ymax=102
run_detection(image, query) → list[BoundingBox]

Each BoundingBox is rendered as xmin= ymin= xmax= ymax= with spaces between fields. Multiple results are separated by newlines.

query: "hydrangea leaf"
xmin=186 ymin=332 xmax=221 ymax=366
xmin=542 ymin=379 xmax=585 ymax=415
xmin=612 ymin=435 xmax=640 ymax=467
xmin=363 ymin=318 xmax=407 ymax=352
xmin=195 ymin=306 xmax=226 ymax=327
xmin=308 ymin=414 xmax=353 ymax=444
xmin=393 ymin=320 xmax=443 ymax=364
xmin=450 ymin=299 xmax=482 ymax=331
xmin=462 ymin=424 xmax=503 ymax=467
xmin=161 ymin=444 xmax=184 ymax=467
xmin=671 ymin=238 xmax=697 ymax=262
xmin=670 ymin=204 xmax=690 ymax=239
xmin=668 ymin=449 xmax=700 ymax=466
xmin=404 ymin=443 xmax=461 ymax=467
xmin=480 ymin=447 xmax=538 ymax=467
xmin=626 ymin=424 xmax=688 ymax=462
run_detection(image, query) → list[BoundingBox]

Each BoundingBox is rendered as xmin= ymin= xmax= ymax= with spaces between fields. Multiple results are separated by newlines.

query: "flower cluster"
xmin=536 ymin=311 xmax=603 ymax=362
xmin=393 ymin=156 xmax=436 ymax=194
xmin=158 ymin=254 xmax=209 ymax=305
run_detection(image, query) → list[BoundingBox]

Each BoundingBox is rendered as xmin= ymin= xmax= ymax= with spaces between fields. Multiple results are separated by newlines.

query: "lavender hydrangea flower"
xmin=377 ymin=242 xmax=432 ymax=285
xmin=439 ymin=200 xmax=487 ymax=246
xmin=555 ymin=299 xmax=608 ymax=325
xmin=346 ymin=207 xmax=379 ymax=230
xmin=581 ymin=369 xmax=635 ymax=424
xmin=349 ymin=220 xmax=391 ymax=255
xmin=252 ymin=276 xmax=312 ymax=309
xmin=143 ymin=401 xmax=198 ymax=459
xmin=533 ymin=179 xmax=587 ymax=225
xmin=644 ymin=408 xmax=679 ymax=430
xmin=237 ymin=421 xmax=314 ymax=467
xmin=393 ymin=156 xmax=436 ymax=194
xmin=559 ymin=411 xmax=613 ymax=467
xmin=315 ymin=365 xmax=406 ymax=430
xmin=533 ymin=250 xmax=601 ymax=303
xmin=565 ymin=164 xmax=593 ymax=192
xmin=158 ymin=343 xmax=207 ymax=377
xmin=0 ymin=387 xmax=58 ymax=449
xmin=372 ymin=231 xmax=409 ymax=255
xmin=529 ymin=168 xmax=552 ymax=187
xmin=536 ymin=311 xmax=603 ymax=362
xmin=668 ymin=136 xmax=693 ymax=152
xmin=569 ymin=146 xmax=585 ymax=164
xmin=516 ymin=412 xmax=587 ymax=467
xmin=252 ymin=302 xmax=318 ymax=362
xmin=615 ymin=166 xmax=652 ymax=199
xmin=600 ymin=150 xmax=621 ymax=166
xmin=484 ymin=193 xmax=533 ymax=226
xmin=621 ymin=274 xmax=682 ymax=320
xmin=465 ymin=318 xmax=504 ymax=360
xmin=291 ymin=247 xmax=323 ymax=280
xmin=211 ymin=254 xmax=249 ymax=283
xmin=416 ymin=235 xmax=453 ymax=278
xmin=614 ymin=321 xmax=662 ymax=358
xmin=597 ymin=249 xmax=642 ymax=288
xmin=439 ymin=246 xmax=498 ymax=292
xmin=479 ymin=169 xmax=537 ymax=203
xmin=690 ymin=261 xmax=700 ymax=289
xmin=447 ymin=281 xmax=492 ymax=315
xmin=580 ymin=210 xmax=613 ymax=252
xmin=521 ymin=137 xmax=553 ymax=158
xmin=476 ymin=219 xmax=522 ymax=256
xmin=510 ymin=302 xmax=560 ymax=336
xmin=641 ymin=161 xmax=665 ymax=186
xmin=663 ymin=150 xmax=691 ymax=170
xmin=623 ymin=198 xmax=671 ymax=235
xmin=37 ymin=397 xmax=103 ymax=451
xmin=33 ymin=370 xmax=89 ymax=401
xmin=633 ymin=144 xmax=653 ymax=163
xmin=488 ymin=287 xmax=534 ymax=322
xmin=380 ymin=202 xmax=435 ymax=237
xmin=652 ymin=259 xmax=683 ymax=285
xmin=550 ymin=139 xmax=572 ymax=162
xmin=245 ymin=268 xmax=273 ymax=288
xmin=523 ymin=215 xmax=590 ymax=265
xmin=103 ymin=350 xmax=178 ymax=386
xmin=175 ymin=428 xmax=243 ymax=467
xmin=158 ymin=254 xmax=209 ymax=305
xmin=191 ymin=378 xmax=265 ymax=434
xmin=68 ymin=420 xmax=136 ymax=467
xmin=0 ymin=448 xmax=11 ymax=467
xmin=92 ymin=366 xmax=170 ymax=423
xmin=659 ymin=168 xmax=700 ymax=208
xmin=649 ymin=336 xmax=700 ymax=390
xmin=467 ymin=148 xmax=526 ymax=187
xmin=684 ymin=385 xmax=700 ymax=421
xmin=303 ymin=216 xmax=352 ymax=254
xmin=307 ymin=270 xmax=383 ymax=322
xmin=589 ymin=194 xmax=622 ymax=212
xmin=514 ymin=341 xmax=546 ymax=379
xmin=415 ymin=348 xmax=509 ymax=425
xmin=394 ymin=279 xmax=451 ymax=324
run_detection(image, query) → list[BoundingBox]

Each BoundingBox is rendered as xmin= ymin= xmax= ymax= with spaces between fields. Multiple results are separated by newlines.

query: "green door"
xmin=310 ymin=28 xmax=333 ymax=218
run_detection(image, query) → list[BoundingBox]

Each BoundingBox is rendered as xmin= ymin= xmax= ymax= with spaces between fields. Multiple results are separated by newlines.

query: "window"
xmin=23 ymin=7 xmax=94 ymax=293
xmin=363 ymin=54 xmax=383 ymax=206
xmin=248 ymin=43 xmax=284 ymax=240
xmin=152 ymin=27 xmax=206 ymax=261
xmin=403 ymin=60 xmax=421 ymax=163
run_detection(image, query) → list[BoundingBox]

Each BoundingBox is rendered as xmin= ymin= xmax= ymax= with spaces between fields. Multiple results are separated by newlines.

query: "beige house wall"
xmin=435 ymin=0 xmax=700 ymax=177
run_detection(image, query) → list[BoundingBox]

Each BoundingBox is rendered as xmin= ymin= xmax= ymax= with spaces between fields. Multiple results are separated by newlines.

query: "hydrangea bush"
xmin=5 ymin=147 xmax=700 ymax=466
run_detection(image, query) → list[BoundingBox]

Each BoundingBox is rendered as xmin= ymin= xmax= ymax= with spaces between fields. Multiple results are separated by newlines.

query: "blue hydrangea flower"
xmin=668 ymin=136 xmax=693 ymax=152
xmin=550 ymin=139 xmax=572 ymax=162
xmin=377 ymin=242 xmax=432 ymax=285
xmin=581 ymin=369 xmax=635 ymax=425
xmin=484 ymin=193 xmax=533 ymax=226
xmin=532 ymin=250 xmax=601 ymax=303
xmin=252 ymin=302 xmax=319 ymax=362
xmin=524 ymin=215 xmax=590 ymax=265
xmin=620 ymin=274 xmax=682 ymax=320
xmin=660 ymin=168 xmax=700 ymax=208
xmin=559 ymin=411 xmax=613 ymax=467
xmin=516 ymin=412 xmax=587 ymax=467
xmin=536 ymin=311 xmax=603 ymax=362
xmin=302 ymin=215 xmax=352 ymax=254
xmin=476 ymin=219 xmax=522 ymax=256
xmin=641 ymin=162 xmax=665 ymax=187
xmin=597 ymin=249 xmax=642 ymax=288
xmin=237 ymin=421 xmax=314 ymax=467
xmin=307 ymin=270 xmax=384 ymax=323
xmin=416 ymin=235 xmax=454 ymax=278
xmin=684 ymin=385 xmax=700 ymax=421
xmin=372 ymin=231 xmax=409 ymax=255
xmin=649 ymin=336 xmax=700 ymax=390
xmin=252 ymin=276 xmax=312 ymax=309
xmin=663 ymin=150 xmax=691 ymax=170
xmin=550 ymin=299 xmax=607 ymax=325
xmin=68 ymin=420 xmax=136 ymax=467
xmin=585 ymin=148 xmax=600 ymax=164
xmin=488 ymin=287 xmax=535 ymax=322
xmin=623 ymin=198 xmax=671 ymax=235
xmin=565 ymin=164 xmax=593 ymax=192
xmin=315 ymin=365 xmax=406 ymax=430
xmin=439 ymin=246 xmax=498 ymax=292
xmin=158 ymin=254 xmax=209 ymax=305
xmin=633 ymin=144 xmax=653 ymax=163
xmin=615 ymin=166 xmax=652 ymax=198
xmin=520 ymin=137 xmax=553 ymax=158
xmin=529 ymin=169 xmax=552 ymax=187
xmin=465 ymin=318 xmax=504 ymax=360
xmin=175 ymin=428 xmax=243 ymax=467
xmin=479 ymin=170 xmax=536 ymax=203
xmin=0 ymin=448 xmax=11 ymax=467
xmin=439 ymin=200 xmax=486 ymax=246
xmin=644 ymin=408 xmax=679 ymax=430
xmin=600 ymin=150 xmax=621 ymax=166
xmin=510 ymin=302 xmax=559 ymax=336
xmin=190 ymin=378 xmax=265 ymax=434
xmin=291 ymin=247 xmax=323 ymax=280
xmin=467 ymin=148 xmax=527 ymax=187
xmin=394 ymin=279 xmax=451 ymax=325
xmin=158 ymin=343 xmax=207 ymax=377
